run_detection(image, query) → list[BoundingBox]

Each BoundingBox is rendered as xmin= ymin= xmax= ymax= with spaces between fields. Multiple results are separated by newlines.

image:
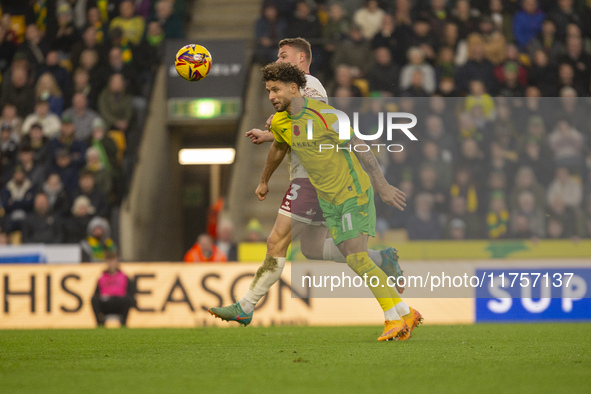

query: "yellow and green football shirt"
xmin=270 ymin=98 xmax=371 ymax=206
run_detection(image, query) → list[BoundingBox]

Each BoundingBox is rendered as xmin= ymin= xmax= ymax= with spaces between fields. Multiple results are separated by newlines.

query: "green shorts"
xmin=318 ymin=187 xmax=376 ymax=245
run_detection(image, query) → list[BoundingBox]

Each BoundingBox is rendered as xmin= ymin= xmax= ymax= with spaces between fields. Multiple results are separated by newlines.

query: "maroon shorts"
xmin=278 ymin=178 xmax=325 ymax=225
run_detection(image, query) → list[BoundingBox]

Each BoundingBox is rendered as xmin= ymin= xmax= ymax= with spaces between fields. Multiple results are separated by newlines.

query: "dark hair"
xmin=261 ymin=62 xmax=307 ymax=90
xmin=278 ymin=37 xmax=312 ymax=65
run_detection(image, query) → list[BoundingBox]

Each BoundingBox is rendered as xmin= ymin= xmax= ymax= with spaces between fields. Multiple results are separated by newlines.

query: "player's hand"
xmin=265 ymin=114 xmax=274 ymax=130
xmin=256 ymin=182 xmax=269 ymax=201
xmin=246 ymin=128 xmax=266 ymax=144
xmin=378 ymin=184 xmax=406 ymax=211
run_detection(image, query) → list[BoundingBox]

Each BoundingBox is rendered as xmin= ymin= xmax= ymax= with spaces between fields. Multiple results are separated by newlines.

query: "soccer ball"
xmin=174 ymin=44 xmax=212 ymax=81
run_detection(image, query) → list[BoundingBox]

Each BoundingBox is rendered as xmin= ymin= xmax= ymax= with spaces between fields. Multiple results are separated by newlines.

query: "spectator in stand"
xmin=244 ymin=218 xmax=265 ymax=243
xmin=287 ymin=0 xmax=322 ymax=40
xmin=446 ymin=218 xmax=467 ymax=240
xmin=35 ymin=72 xmax=64 ymax=116
xmin=216 ymin=220 xmax=238 ymax=262
xmin=527 ymin=18 xmax=563 ymax=65
xmin=133 ymin=21 xmax=166 ymax=86
xmin=497 ymin=62 xmax=525 ymax=97
xmin=49 ymin=114 xmax=86 ymax=165
xmin=153 ymin=0 xmax=185 ymax=39
xmin=0 ymin=67 xmax=35 ymax=118
xmin=400 ymin=70 xmax=430 ymax=97
xmin=405 ymin=193 xmax=441 ymax=240
xmin=331 ymin=25 xmax=372 ymax=75
xmin=17 ymin=144 xmax=45 ymax=188
xmin=86 ymin=6 xmax=106 ymax=45
xmin=450 ymin=165 xmax=480 ymax=214
xmin=327 ymin=65 xmax=362 ymax=97
xmin=22 ymin=99 xmax=61 ymax=138
xmin=98 ymin=46 xmax=139 ymax=97
xmin=62 ymin=93 xmax=99 ymax=141
xmin=488 ymin=142 xmax=517 ymax=186
xmin=323 ymin=2 xmax=350 ymax=63
xmin=98 ymin=73 xmax=134 ymax=134
xmin=440 ymin=22 xmax=462 ymax=64
xmin=399 ymin=47 xmax=435 ymax=94
xmin=488 ymin=0 xmax=515 ymax=43
xmin=547 ymin=167 xmax=583 ymax=210
xmin=367 ymin=46 xmax=399 ymax=95
xmin=513 ymin=0 xmax=545 ymax=49
xmin=21 ymin=123 xmax=50 ymax=167
xmin=21 ymin=192 xmax=64 ymax=243
xmin=510 ymin=191 xmax=545 ymax=238
xmin=254 ymin=3 xmax=287 ymax=65
xmin=558 ymin=34 xmax=591 ymax=95
xmin=457 ymin=138 xmax=486 ymax=183
xmin=420 ymin=139 xmax=452 ymax=189
xmin=424 ymin=112 xmax=456 ymax=160
xmin=416 ymin=164 xmax=447 ymax=214
xmin=38 ymin=50 xmax=70 ymax=99
xmin=372 ymin=14 xmax=412 ymax=66
xmin=52 ymin=3 xmax=78 ymax=55
xmin=556 ymin=63 xmax=585 ymax=97
xmin=0 ymin=103 xmax=23 ymax=138
xmin=42 ymin=172 xmax=71 ymax=219
xmin=528 ymin=49 xmax=558 ymax=97
xmin=510 ymin=166 xmax=546 ymax=211
xmin=0 ymin=165 xmax=35 ymax=232
xmin=450 ymin=0 xmax=479 ymax=40
xmin=81 ymin=216 xmax=116 ymax=262
xmin=409 ymin=17 xmax=438 ymax=63
xmin=91 ymin=251 xmax=135 ymax=327
xmin=71 ymin=68 xmax=99 ymax=110
xmin=72 ymin=169 xmax=109 ymax=218
xmin=546 ymin=195 xmax=581 ymax=239
xmin=65 ymin=195 xmax=95 ymax=243
xmin=70 ymin=25 xmax=106 ymax=72
xmin=548 ymin=119 xmax=584 ymax=173
xmin=435 ymin=46 xmax=456 ymax=82
xmin=549 ymin=0 xmax=580 ymax=40
xmin=109 ymin=0 xmax=146 ymax=46
xmin=84 ymin=147 xmax=112 ymax=198
xmin=486 ymin=191 xmax=509 ymax=239
xmin=184 ymin=233 xmax=227 ymax=262
xmin=88 ymin=117 xmax=119 ymax=175
xmin=519 ymin=139 xmax=554 ymax=188
xmin=353 ymin=0 xmax=385 ymax=41
xmin=455 ymin=36 xmax=497 ymax=94
xmin=21 ymin=24 xmax=50 ymax=77
xmin=554 ymin=89 xmax=588 ymax=135
xmin=0 ymin=124 xmax=18 ymax=177
xmin=51 ymin=148 xmax=81 ymax=194
xmin=446 ymin=195 xmax=481 ymax=239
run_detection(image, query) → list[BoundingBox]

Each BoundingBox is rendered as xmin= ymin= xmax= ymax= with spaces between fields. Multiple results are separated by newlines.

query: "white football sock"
xmin=384 ymin=305 xmax=401 ymax=321
xmin=322 ymin=238 xmax=383 ymax=266
xmin=395 ymin=301 xmax=411 ymax=317
xmin=241 ymin=256 xmax=286 ymax=313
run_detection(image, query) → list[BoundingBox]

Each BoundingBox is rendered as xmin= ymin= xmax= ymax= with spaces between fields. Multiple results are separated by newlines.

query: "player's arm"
xmin=348 ymin=136 xmax=406 ymax=211
xmin=256 ymin=140 xmax=288 ymax=201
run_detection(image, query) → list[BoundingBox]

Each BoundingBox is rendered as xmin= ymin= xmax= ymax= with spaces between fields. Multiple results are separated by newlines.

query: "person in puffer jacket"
xmin=81 ymin=216 xmax=116 ymax=262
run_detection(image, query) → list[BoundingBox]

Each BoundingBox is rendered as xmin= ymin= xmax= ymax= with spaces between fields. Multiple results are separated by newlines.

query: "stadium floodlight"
xmin=178 ymin=148 xmax=236 ymax=165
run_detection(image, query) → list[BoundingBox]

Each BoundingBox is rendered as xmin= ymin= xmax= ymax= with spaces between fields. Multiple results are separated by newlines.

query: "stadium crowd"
xmin=253 ymin=0 xmax=591 ymax=240
xmin=0 ymin=0 xmax=184 ymax=259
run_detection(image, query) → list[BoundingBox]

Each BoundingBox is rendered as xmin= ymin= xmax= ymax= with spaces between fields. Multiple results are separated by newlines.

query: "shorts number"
xmin=342 ymin=213 xmax=353 ymax=232
xmin=286 ymin=184 xmax=301 ymax=201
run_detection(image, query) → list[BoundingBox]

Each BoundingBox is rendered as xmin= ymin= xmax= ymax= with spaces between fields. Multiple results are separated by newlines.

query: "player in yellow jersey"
xmin=211 ymin=62 xmax=423 ymax=341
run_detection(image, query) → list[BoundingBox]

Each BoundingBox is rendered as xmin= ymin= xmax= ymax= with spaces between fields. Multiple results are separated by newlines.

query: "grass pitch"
xmin=1 ymin=323 xmax=590 ymax=393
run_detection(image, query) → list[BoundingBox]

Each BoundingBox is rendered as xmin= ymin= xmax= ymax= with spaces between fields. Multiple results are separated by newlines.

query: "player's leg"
xmin=321 ymin=188 xmax=411 ymax=341
xmin=295 ymin=179 xmax=404 ymax=291
xmin=208 ymin=184 xmax=307 ymax=325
